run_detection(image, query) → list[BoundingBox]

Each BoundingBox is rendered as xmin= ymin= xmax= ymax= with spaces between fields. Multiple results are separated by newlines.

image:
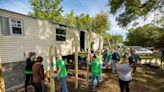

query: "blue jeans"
xmin=80 ymin=57 xmax=84 ymax=65
xmin=60 ymin=77 xmax=68 ymax=92
xmin=112 ymin=60 xmax=119 ymax=73
xmin=92 ymin=76 xmax=100 ymax=90
xmin=33 ymin=83 xmax=42 ymax=92
xmin=99 ymin=65 xmax=102 ymax=81
xmin=105 ymin=56 xmax=110 ymax=68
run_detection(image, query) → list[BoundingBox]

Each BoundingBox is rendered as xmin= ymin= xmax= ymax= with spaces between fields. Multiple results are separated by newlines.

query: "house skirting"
xmin=2 ymin=61 xmax=26 ymax=89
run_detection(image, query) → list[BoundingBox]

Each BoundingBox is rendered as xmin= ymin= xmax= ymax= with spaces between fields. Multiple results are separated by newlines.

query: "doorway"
xmin=80 ymin=31 xmax=85 ymax=50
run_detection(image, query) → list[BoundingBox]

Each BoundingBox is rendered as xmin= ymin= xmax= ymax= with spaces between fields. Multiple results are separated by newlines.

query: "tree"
xmin=65 ymin=9 xmax=77 ymax=27
xmin=110 ymin=34 xmax=124 ymax=49
xmin=75 ymin=13 xmax=111 ymax=87
xmin=76 ymin=14 xmax=94 ymax=30
xmin=78 ymin=14 xmax=93 ymax=88
xmin=108 ymin=0 xmax=163 ymax=27
xmin=125 ymin=24 xmax=164 ymax=47
xmin=29 ymin=0 xmax=64 ymax=23
xmin=74 ymin=32 xmax=79 ymax=89
xmin=91 ymin=11 xmax=111 ymax=50
xmin=102 ymin=33 xmax=111 ymax=47
xmin=93 ymin=11 xmax=110 ymax=34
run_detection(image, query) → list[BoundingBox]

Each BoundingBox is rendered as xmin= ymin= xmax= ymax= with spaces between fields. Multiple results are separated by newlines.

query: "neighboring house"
xmin=0 ymin=8 xmax=103 ymax=90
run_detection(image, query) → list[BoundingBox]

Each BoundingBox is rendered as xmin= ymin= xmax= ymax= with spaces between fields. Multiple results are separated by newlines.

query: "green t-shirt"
xmin=96 ymin=55 xmax=103 ymax=64
xmin=56 ymin=60 xmax=67 ymax=78
xmin=132 ymin=54 xmax=140 ymax=62
xmin=91 ymin=59 xmax=101 ymax=77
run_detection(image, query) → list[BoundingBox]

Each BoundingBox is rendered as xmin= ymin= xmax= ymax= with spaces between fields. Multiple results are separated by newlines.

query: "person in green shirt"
xmin=96 ymin=54 xmax=103 ymax=82
xmin=56 ymin=55 xmax=68 ymax=92
xmin=91 ymin=54 xmax=101 ymax=91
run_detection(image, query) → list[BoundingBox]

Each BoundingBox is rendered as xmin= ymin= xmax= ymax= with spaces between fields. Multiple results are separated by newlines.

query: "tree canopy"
xmin=125 ymin=24 xmax=164 ymax=47
xmin=29 ymin=0 xmax=64 ymax=23
xmin=108 ymin=0 xmax=164 ymax=27
xmin=92 ymin=12 xmax=110 ymax=34
xmin=29 ymin=0 xmax=111 ymax=40
xmin=66 ymin=11 xmax=110 ymax=35
xmin=103 ymin=33 xmax=123 ymax=47
xmin=65 ymin=9 xmax=76 ymax=27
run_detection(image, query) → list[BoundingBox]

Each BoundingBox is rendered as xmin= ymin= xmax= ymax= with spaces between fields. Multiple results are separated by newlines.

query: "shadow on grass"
xmin=131 ymin=65 xmax=164 ymax=92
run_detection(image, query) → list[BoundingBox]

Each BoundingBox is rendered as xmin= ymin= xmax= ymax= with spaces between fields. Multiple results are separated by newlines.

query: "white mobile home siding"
xmin=0 ymin=10 xmax=57 ymax=69
xmin=0 ymin=9 xmax=83 ymax=70
xmin=0 ymin=9 xmax=103 ymax=69
xmin=91 ymin=32 xmax=103 ymax=51
xmin=0 ymin=9 xmax=103 ymax=89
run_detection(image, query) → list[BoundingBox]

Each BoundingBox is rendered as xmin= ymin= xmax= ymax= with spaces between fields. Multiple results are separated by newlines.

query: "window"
xmin=0 ymin=16 xmax=23 ymax=35
xmin=56 ymin=29 xmax=66 ymax=41
xmin=10 ymin=19 xmax=23 ymax=34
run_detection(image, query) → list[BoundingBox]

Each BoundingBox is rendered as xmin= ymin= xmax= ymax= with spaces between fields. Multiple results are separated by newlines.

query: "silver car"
xmin=136 ymin=48 xmax=153 ymax=55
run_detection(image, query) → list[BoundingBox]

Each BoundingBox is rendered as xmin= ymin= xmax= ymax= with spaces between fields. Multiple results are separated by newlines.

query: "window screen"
xmin=10 ymin=19 xmax=22 ymax=34
xmin=56 ymin=29 xmax=66 ymax=41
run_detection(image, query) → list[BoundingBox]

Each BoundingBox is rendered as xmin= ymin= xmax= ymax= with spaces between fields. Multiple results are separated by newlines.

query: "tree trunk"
xmin=74 ymin=36 xmax=78 ymax=89
xmin=0 ymin=58 xmax=5 ymax=92
xmin=107 ymin=38 xmax=111 ymax=49
xmin=86 ymin=30 xmax=91 ymax=87
xmin=49 ymin=45 xmax=55 ymax=92
xmin=98 ymin=37 xmax=102 ymax=50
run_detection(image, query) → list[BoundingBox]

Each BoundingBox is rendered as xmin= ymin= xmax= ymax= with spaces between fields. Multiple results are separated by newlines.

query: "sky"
xmin=0 ymin=0 xmax=159 ymax=39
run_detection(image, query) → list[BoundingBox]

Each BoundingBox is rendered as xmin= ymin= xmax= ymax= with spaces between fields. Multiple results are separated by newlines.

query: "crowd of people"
xmin=88 ymin=46 xmax=141 ymax=92
xmin=24 ymin=52 xmax=68 ymax=92
xmin=24 ymin=46 xmax=141 ymax=92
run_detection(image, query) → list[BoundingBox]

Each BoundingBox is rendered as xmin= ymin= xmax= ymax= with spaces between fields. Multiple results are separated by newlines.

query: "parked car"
xmin=136 ymin=48 xmax=153 ymax=55
xmin=146 ymin=47 xmax=155 ymax=51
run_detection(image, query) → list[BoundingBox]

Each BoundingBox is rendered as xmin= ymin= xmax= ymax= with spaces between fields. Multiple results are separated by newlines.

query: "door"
xmin=80 ymin=31 xmax=85 ymax=50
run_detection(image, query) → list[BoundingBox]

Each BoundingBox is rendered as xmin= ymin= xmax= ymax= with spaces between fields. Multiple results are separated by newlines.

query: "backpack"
xmin=112 ymin=52 xmax=120 ymax=60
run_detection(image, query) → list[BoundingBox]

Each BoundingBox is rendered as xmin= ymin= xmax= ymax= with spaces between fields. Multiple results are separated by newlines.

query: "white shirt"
xmin=118 ymin=63 xmax=132 ymax=81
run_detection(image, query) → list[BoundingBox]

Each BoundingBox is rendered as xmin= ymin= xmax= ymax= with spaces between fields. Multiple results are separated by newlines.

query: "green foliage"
xmin=76 ymin=13 xmax=93 ymax=30
xmin=29 ymin=0 xmax=110 ymax=39
xmin=108 ymin=0 xmax=163 ymax=27
xmin=102 ymin=33 xmax=124 ymax=47
xmin=75 ymin=11 xmax=110 ymax=34
xmin=65 ymin=9 xmax=77 ymax=27
xmin=102 ymin=33 xmax=110 ymax=46
xmin=92 ymin=12 xmax=110 ymax=34
xmin=125 ymin=24 xmax=164 ymax=47
xmin=29 ymin=0 xmax=64 ymax=23
xmin=110 ymin=34 xmax=124 ymax=44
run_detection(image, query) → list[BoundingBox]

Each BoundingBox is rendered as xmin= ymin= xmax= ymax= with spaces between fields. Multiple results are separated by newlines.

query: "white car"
xmin=136 ymin=48 xmax=153 ymax=55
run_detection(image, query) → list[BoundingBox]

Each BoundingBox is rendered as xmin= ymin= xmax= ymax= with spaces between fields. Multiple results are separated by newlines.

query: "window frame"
xmin=9 ymin=18 xmax=24 ymax=35
xmin=56 ymin=28 xmax=67 ymax=42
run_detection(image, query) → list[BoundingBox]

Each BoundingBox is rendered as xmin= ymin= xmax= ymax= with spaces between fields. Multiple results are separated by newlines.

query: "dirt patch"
xmin=17 ymin=65 xmax=164 ymax=92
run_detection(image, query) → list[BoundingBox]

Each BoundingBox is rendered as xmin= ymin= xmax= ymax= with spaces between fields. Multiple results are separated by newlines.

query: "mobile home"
xmin=0 ymin=8 xmax=103 ymax=89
